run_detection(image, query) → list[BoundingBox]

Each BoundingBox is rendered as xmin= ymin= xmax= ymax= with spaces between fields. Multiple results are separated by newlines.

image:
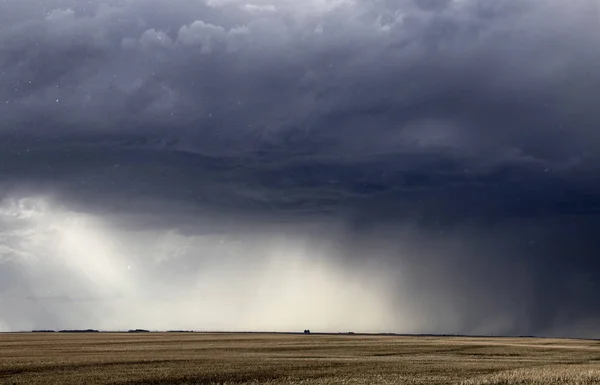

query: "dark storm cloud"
xmin=0 ymin=0 xmax=597 ymax=218
xmin=1 ymin=0 xmax=600 ymax=336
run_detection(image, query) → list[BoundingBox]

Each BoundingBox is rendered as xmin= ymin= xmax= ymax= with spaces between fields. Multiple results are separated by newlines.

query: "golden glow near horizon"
xmin=0 ymin=196 xmax=407 ymax=333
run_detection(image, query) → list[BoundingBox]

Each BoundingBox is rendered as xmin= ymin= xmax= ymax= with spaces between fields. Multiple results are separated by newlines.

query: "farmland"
xmin=1 ymin=332 xmax=600 ymax=384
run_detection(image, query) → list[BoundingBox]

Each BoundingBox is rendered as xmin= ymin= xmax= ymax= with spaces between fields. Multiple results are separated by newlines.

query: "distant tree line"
xmin=29 ymin=329 xmax=198 ymax=333
xmin=58 ymin=329 xmax=100 ymax=333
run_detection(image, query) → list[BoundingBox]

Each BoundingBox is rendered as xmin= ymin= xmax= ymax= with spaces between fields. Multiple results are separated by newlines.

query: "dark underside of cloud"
xmin=1 ymin=0 xmax=600 ymax=336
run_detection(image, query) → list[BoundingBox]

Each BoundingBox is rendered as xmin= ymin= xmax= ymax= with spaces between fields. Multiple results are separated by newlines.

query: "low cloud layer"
xmin=1 ymin=0 xmax=600 ymax=336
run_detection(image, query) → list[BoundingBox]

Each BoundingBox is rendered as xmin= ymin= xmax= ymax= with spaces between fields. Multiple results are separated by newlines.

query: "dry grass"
xmin=1 ymin=333 xmax=600 ymax=384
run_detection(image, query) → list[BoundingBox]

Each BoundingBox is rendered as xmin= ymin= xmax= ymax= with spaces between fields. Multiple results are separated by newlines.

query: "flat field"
xmin=1 ymin=332 xmax=600 ymax=384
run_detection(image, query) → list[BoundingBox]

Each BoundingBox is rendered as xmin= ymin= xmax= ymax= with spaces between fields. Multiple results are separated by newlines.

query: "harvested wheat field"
xmin=1 ymin=332 xmax=600 ymax=384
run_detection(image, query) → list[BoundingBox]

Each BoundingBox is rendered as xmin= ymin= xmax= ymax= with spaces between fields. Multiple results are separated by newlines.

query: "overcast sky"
xmin=1 ymin=0 xmax=600 ymax=336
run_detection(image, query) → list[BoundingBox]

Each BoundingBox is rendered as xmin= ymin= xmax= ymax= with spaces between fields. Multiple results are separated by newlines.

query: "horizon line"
xmin=1 ymin=329 xmax=597 ymax=341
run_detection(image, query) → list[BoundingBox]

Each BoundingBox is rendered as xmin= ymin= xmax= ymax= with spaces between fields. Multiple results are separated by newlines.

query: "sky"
xmin=0 ymin=0 xmax=600 ymax=336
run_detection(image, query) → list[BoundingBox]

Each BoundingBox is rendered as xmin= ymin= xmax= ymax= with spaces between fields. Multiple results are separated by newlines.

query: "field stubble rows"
xmin=1 ymin=333 xmax=600 ymax=384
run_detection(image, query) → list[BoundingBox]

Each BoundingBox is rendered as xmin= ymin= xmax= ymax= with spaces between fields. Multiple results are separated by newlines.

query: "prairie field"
xmin=1 ymin=332 xmax=600 ymax=384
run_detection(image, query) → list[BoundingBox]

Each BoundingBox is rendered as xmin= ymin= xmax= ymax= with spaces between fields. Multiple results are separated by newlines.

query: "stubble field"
xmin=1 ymin=332 xmax=600 ymax=384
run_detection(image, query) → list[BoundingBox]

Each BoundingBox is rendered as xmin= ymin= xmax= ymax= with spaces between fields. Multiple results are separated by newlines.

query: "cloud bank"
xmin=1 ymin=0 xmax=600 ymax=336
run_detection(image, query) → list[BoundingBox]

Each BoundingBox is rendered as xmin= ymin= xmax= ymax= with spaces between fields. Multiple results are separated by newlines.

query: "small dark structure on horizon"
xmin=128 ymin=329 xmax=150 ymax=333
xmin=303 ymin=329 xmax=311 ymax=334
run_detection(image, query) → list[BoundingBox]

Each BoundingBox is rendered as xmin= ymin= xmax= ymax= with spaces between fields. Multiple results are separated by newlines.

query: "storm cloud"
xmin=1 ymin=0 xmax=600 ymax=336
